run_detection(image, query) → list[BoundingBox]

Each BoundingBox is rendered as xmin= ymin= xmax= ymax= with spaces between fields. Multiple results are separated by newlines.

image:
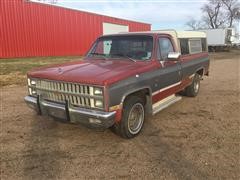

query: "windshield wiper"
xmin=111 ymin=53 xmax=136 ymax=62
xmin=90 ymin=52 xmax=106 ymax=56
xmin=89 ymin=52 xmax=107 ymax=60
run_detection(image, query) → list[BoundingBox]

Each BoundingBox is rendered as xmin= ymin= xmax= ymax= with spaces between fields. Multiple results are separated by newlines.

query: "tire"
xmin=111 ymin=96 xmax=145 ymax=139
xmin=185 ymin=73 xmax=201 ymax=97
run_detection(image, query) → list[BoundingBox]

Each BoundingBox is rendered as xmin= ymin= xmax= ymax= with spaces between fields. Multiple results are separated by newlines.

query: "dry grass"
xmin=209 ymin=49 xmax=240 ymax=60
xmin=1 ymin=50 xmax=239 ymax=87
xmin=0 ymin=56 xmax=81 ymax=86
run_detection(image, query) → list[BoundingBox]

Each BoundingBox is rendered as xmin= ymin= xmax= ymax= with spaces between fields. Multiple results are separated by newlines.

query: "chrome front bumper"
xmin=24 ymin=95 xmax=116 ymax=129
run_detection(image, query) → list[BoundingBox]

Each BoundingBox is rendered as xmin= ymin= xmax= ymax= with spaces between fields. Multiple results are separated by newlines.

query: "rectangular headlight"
xmin=90 ymin=98 xmax=104 ymax=109
xmin=28 ymin=78 xmax=37 ymax=96
xmin=94 ymin=100 xmax=103 ymax=108
xmin=28 ymin=87 xmax=37 ymax=96
xmin=94 ymin=87 xmax=103 ymax=96
xmin=31 ymin=80 xmax=36 ymax=86
xmin=27 ymin=78 xmax=36 ymax=86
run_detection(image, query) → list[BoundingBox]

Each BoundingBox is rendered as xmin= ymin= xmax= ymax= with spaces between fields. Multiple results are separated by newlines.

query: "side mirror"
xmin=167 ymin=52 xmax=180 ymax=60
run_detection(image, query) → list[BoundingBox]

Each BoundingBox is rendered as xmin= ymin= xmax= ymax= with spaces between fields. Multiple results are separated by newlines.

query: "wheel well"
xmin=196 ymin=68 xmax=204 ymax=77
xmin=123 ymin=88 xmax=150 ymax=105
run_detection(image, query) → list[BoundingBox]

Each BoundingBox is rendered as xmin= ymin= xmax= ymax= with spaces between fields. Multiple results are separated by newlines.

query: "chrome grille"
xmin=35 ymin=80 xmax=93 ymax=108
xmin=36 ymin=80 xmax=90 ymax=94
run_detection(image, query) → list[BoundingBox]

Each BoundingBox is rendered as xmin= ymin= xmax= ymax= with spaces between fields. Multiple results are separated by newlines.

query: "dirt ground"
xmin=1 ymin=51 xmax=239 ymax=180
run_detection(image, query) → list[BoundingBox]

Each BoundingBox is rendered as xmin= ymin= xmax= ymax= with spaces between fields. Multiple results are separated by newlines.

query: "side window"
xmin=179 ymin=38 xmax=206 ymax=55
xmin=159 ymin=38 xmax=174 ymax=60
xmin=201 ymin=38 xmax=207 ymax=52
xmin=189 ymin=39 xmax=202 ymax=54
xmin=180 ymin=38 xmax=189 ymax=55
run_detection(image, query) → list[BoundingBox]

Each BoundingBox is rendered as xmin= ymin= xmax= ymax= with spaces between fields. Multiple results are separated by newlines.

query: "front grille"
xmin=34 ymin=80 xmax=98 ymax=108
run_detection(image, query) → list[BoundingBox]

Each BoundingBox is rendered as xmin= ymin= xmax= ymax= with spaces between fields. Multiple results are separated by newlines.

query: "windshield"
xmin=88 ymin=35 xmax=153 ymax=61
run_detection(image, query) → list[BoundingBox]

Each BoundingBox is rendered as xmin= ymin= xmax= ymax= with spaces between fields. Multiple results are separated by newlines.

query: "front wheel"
xmin=185 ymin=73 xmax=201 ymax=97
xmin=111 ymin=96 xmax=145 ymax=139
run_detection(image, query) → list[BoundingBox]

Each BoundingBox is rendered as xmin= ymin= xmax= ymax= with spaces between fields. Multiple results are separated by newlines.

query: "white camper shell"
xmin=153 ymin=30 xmax=207 ymax=54
xmin=120 ymin=30 xmax=207 ymax=55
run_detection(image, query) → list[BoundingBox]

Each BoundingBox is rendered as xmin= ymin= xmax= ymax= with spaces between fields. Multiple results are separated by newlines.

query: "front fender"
xmin=108 ymin=73 xmax=152 ymax=108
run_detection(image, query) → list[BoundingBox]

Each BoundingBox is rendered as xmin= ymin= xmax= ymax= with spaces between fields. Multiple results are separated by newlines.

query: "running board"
xmin=152 ymin=94 xmax=182 ymax=115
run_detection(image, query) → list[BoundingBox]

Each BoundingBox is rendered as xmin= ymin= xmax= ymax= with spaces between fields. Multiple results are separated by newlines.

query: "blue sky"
xmin=35 ymin=0 xmax=208 ymax=30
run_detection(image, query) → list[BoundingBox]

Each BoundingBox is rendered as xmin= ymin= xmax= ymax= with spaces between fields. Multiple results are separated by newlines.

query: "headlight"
xmin=31 ymin=80 xmax=36 ymax=86
xmin=28 ymin=87 xmax=37 ymax=96
xmin=94 ymin=87 xmax=103 ymax=96
xmin=28 ymin=78 xmax=37 ymax=96
xmin=89 ymin=87 xmax=104 ymax=108
xmin=28 ymin=78 xmax=36 ymax=86
xmin=31 ymin=90 xmax=37 ymax=95
xmin=94 ymin=100 xmax=103 ymax=108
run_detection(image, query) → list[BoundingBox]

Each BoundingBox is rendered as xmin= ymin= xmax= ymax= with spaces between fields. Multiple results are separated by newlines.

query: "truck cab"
xmin=25 ymin=30 xmax=210 ymax=138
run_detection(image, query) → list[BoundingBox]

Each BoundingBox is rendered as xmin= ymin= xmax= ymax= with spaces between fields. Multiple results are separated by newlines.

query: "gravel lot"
xmin=1 ymin=51 xmax=239 ymax=179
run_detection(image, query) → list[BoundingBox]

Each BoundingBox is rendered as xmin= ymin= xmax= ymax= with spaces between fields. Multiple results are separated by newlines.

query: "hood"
xmin=28 ymin=59 xmax=158 ymax=86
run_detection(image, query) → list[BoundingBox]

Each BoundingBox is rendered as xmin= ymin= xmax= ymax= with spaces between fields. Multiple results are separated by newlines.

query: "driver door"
xmin=152 ymin=36 xmax=182 ymax=102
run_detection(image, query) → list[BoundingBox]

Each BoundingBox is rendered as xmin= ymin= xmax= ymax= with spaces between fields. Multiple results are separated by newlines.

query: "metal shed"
xmin=1 ymin=0 xmax=151 ymax=58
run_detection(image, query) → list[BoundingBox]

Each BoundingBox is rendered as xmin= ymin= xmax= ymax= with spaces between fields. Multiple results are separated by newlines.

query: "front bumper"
xmin=24 ymin=95 xmax=116 ymax=129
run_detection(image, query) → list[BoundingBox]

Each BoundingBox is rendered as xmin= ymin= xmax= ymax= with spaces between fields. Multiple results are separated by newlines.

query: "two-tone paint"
xmin=107 ymin=34 xmax=209 ymax=121
xmin=26 ymin=32 xmax=210 ymax=126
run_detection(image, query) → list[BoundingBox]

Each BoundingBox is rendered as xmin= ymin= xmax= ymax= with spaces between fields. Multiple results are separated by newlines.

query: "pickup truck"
xmin=25 ymin=30 xmax=210 ymax=138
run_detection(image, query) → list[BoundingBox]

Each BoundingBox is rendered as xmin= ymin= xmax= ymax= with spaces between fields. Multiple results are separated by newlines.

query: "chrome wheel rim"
xmin=127 ymin=103 xmax=144 ymax=134
xmin=194 ymin=80 xmax=200 ymax=93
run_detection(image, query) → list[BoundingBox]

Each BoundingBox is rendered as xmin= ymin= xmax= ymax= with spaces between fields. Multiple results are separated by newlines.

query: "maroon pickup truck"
xmin=25 ymin=30 xmax=210 ymax=138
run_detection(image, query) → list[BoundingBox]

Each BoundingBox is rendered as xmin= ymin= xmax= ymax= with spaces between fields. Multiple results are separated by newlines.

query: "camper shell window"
xmin=179 ymin=38 xmax=207 ymax=55
xmin=189 ymin=39 xmax=202 ymax=53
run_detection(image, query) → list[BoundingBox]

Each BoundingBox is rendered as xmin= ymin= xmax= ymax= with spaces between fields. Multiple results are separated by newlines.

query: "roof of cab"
xmin=119 ymin=29 xmax=206 ymax=38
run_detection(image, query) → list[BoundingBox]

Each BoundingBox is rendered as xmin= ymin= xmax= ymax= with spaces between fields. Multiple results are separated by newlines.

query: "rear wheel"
xmin=185 ymin=73 xmax=201 ymax=97
xmin=111 ymin=96 xmax=145 ymax=139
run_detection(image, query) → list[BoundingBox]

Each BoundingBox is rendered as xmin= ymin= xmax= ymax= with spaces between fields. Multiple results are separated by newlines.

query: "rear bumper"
xmin=24 ymin=95 xmax=116 ymax=129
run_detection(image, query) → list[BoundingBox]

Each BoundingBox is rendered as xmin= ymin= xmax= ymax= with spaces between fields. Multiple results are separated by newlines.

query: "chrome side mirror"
xmin=167 ymin=52 xmax=181 ymax=60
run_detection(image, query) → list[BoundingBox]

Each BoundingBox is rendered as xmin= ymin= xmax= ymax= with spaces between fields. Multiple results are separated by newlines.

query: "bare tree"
xmin=201 ymin=0 xmax=225 ymax=28
xmin=186 ymin=0 xmax=240 ymax=29
xmin=222 ymin=0 xmax=240 ymax=27
xmin=185 ymin=18 xmax=203 ymax=30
